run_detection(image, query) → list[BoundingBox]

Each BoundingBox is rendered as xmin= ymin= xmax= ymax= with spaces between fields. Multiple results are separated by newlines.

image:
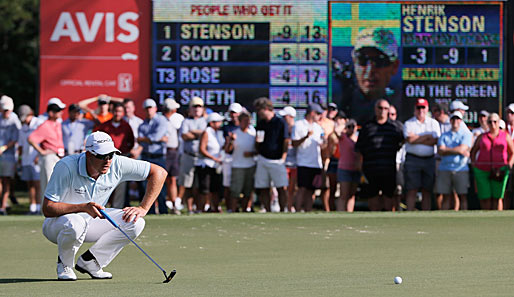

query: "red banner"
xmin=39 ymin=0 xmax=150 ymax=117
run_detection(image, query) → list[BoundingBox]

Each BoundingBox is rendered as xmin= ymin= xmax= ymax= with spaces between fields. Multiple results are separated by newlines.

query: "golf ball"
xmin=394 ymin=276 xmax=402 ymax=284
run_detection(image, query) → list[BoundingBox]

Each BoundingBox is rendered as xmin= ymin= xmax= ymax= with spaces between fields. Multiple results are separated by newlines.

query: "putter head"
xmin=163 ymin=270 xmax=176 ymax=283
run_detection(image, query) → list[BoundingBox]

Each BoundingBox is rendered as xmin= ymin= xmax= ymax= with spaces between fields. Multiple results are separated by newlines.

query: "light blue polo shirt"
xmin=438 ymin=129 xmax=472 ymax=172
xmin=44 ymin=153 xmax=150 ymax=206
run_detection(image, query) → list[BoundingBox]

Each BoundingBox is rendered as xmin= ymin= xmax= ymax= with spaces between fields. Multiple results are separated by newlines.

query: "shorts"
xmin=178 ymin=154 xmax=196 ymax=188
xmin=474 ymin=166 xmax=510 ymax=200
xmin=230 ymin=167 xmax=255 ymax=197
xmin=359 ymin=168 xmax=396 ymax=199
xmin=297 ymin=166 xmax=322 ymax=190
xmin=435 ymin=170 xmax=469 ymax=195
xmin=326 ymin=158 xmax=339 ymax=174
xmin=222 ymin=160 xmax=232 ymax=188
xmin=337 ymin=169 xmax=361 ymax=183
xmin=286 ymin=167 xmax=297 ymax=182
xmin=404 ymin=154 xmax=436 ymax=191
xmin=195 ymin=166 xmax=222 ymax=194
xmin=254 ymin=156 xmax=288 ymax=189
xmin=0 ymin=159 xmax=15 ymax=178
xmin=21 ymin=164 xmax=40 ymax=181
xmin=165 ymin=149 xmax=180 ymax=177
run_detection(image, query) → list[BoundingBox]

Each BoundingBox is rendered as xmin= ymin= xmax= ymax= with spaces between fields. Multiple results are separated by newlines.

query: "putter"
xmin=99 ymin=209 xmax=176 ymax=283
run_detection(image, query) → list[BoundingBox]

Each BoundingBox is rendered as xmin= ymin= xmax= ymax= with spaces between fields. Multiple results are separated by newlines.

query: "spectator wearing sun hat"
xmin=196 ymin=112 xmax=225 ymax=212
xmin=136 ymin=98 xmax=169 ymax=215
xmin=403 ymin=98 xmax=441 ymax=210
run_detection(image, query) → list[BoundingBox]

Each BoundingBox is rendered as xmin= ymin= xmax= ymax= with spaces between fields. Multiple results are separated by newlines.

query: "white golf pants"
xmin=42 ymin=208 xmax=145 ymax=268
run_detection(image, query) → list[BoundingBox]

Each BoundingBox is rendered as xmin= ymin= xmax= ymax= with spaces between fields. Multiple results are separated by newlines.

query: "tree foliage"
xmin=0 ymin=0 xmax=39 ymax=109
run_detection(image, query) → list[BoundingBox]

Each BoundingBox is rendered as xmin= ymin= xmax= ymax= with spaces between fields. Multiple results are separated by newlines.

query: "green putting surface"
xmin=2 ymin=212 xmax=514 ymax=296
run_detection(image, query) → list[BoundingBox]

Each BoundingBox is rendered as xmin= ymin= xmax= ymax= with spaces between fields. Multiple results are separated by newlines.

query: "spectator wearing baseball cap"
xmin=221 ymin=102 xmax=243 ymax=211
xmin=179 ymin=97 xmax=207 ymax=214
xmin=403 ymin=98 xmax=441 ymax=210
xmin=0 ymin=95 xmax=20 ymax=215
xmin=136 ymin=98 xmax=169 ymax=215
xmin=161 ymin=98 xmax=184 ymax=214
xmin=62 ymin=104 xmax=94 ymax=155
xmin=436 ymin=111 xmax=472 ymax=211
xmin=449 ymin=100 xmax=472 ymax=135
xmin=78 ymin=94 xmax=124 ymax=127
xmin=18 ymin=105 xmax=44 ymax=214
xmin=292 ymin=103 xmax=326 ymax=212
xmin=278 ymin=106 xmax=298 ymax=212
xmin=28 ymin=102 xmax=66 ymax=207
xmin=196 ymin=112 xmax=225 ymax=212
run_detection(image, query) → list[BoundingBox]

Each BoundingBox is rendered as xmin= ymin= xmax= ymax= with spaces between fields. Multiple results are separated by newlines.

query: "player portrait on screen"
xmin=332 ymin=27 xmax=401 ymax=125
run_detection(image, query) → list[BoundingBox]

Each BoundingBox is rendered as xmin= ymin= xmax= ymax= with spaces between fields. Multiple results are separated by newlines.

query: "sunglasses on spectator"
xmin=488 ymin=120 xmax=498 ymax=124
xmin=193 ymin=105 xmax=203 ymax=108
xmin=91 ymin=152 xmax=116 ymax=161
xmin=378 ymin=106 xmax=389 ymax=110
xmin=389 ymin=113 xmax=396 ymax=117
xmin=416 ymin=106 xmax=427 ymax=110
xmin=354 ymin=53 xmax=392 ymax=68
xmin=346 ymin=124 xmax=355 ymax=128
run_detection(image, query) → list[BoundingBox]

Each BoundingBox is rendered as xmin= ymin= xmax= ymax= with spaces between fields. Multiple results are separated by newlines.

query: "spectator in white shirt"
xmin=225 ymin=112 xmax=256 ymax=212
xmin=403 ymin=98 xmax=441 ymax=210
xmin=292 ymin=103 xmax=326 ymax=212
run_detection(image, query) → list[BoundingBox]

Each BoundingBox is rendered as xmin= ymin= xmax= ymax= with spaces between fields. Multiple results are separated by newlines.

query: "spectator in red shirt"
xmin=94 ymin=103 xmax=135 ymax=155
xmin=94 ymin=102 xmax=135 ymax=208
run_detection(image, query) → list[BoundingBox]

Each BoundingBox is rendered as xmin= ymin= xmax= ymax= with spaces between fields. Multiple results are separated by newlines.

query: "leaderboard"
xmin=151 ymin=1 xmax=329 ymax=113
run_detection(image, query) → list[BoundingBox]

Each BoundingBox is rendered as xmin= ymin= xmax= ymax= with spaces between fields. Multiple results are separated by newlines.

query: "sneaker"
xmin=165 ymin=200 xmax=174 ymax=210
xmin=0 ymin=209 xmax=6 ymax=216
xmin=175 ymin=198 xmax=184 ymax=211
xmin=57 ymin=259 xmax=77 ymax=281
xmin=75 ymin=256 xmax=112 ymax=279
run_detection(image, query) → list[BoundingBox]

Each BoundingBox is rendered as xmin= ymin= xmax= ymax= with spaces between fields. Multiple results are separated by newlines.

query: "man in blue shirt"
xmin=137 ymin=98 xmax=169 ymax=214
xmin=42 ymin=132 xmax=167 ymax=280
xmin=436 ymin=111 xmax=472 ymax=210
xmin=62 ymin=104 xmax=94 ymax=154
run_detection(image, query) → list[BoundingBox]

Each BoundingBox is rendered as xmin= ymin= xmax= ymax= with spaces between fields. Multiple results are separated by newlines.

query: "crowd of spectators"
xmin=0 ymin=92 xmax=513 ymax=215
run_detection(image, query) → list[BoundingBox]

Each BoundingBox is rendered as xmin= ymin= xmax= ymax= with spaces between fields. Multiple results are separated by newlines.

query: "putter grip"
xmin=99 ymin=209 xmax=119 ymax=228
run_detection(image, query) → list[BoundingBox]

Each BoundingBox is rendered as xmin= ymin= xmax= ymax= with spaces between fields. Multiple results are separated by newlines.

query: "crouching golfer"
xmin=41 ymin=131 xmax=167 ymax=280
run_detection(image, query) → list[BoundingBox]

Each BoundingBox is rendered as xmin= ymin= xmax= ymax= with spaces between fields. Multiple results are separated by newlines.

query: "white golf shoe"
xmin=75 ymin=256 xmax=113 ymax=279
xmin=57 ymin=260 xmax=77 ymax=281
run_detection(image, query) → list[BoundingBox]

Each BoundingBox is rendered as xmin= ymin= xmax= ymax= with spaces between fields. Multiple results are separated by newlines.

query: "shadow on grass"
xmin=0 ymin=278 xmax=58 ymax=284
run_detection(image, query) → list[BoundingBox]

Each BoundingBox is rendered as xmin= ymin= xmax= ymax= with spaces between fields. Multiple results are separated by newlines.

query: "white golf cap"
xmin=228 ymin=102 xmax=243 ymax=113
xmin=0 ymin=95 xmax=14 ymax=111
xmin=207 ymin=112 xmax=224 ymax=123
xmin=85 ymin=131 xmax=121 ymax=155
xmin=449 ymin=100 xmax=468 ymax=111
xmin=143 ymin=98 xmax=157 ymax=108
xmin=278 ymin=106 xmax=296 ymax=117
xmin=500 ymin=119 xmax=506 ymax=130
xmin=48 ymin=97 xmax=66 ymax=109
xmin=450 ymin=111 xmax=463 ymax=120
xmin=189 ymin=96 xmax=204 ymax=107
xmin=163 ymin=98 xmax=180 ymax=110
xmin=506 ymin=104 xmax=514 ymax=113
